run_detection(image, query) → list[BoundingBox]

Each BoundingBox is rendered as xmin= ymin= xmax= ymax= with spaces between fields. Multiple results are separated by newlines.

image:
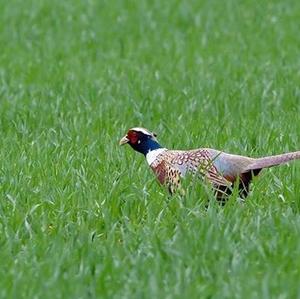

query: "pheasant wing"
xmin=170 ymin=149 xmax=232 ymax=188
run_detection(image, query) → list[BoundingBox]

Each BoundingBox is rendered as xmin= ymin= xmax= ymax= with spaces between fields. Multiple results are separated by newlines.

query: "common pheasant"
xmin=119 ymin=127 xmax=300 ymax=199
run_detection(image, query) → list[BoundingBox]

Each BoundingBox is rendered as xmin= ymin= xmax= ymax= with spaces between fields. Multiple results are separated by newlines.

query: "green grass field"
xmin=1 ymin=0 xmax=300 ymax=298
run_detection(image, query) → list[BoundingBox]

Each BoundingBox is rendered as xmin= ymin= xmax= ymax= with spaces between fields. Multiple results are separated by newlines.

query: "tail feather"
xmin=246 ymin=151 xmax=300 ymax=171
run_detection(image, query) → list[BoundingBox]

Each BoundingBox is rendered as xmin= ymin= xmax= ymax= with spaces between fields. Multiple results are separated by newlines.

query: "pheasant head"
xmin=119 ymin=127 xmax=162 ymax=155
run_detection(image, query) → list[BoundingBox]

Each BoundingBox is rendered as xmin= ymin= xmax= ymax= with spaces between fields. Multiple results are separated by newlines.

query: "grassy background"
xmin=0 ymin=0 xmax=300 ymax=298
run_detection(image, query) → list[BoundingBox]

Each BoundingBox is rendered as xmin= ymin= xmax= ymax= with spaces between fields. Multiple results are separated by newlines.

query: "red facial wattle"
xmin=127 ymin=131 xmax=139 ymax=144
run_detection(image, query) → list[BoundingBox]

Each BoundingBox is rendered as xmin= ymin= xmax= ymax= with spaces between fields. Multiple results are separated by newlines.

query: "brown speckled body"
xmin=150 ymin=149 xmax=232 ymax=197
xmin=149 ymin=148 xmax=300 ymax=198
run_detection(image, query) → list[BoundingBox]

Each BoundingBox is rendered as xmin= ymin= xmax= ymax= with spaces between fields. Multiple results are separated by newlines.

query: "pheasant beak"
xmin=119 ymin=135 xmax=129 ymax=145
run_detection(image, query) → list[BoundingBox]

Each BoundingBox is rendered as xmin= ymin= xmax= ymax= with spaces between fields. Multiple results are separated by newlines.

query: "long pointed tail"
xmin=246 ymin=151 xmax=300 ymax=171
